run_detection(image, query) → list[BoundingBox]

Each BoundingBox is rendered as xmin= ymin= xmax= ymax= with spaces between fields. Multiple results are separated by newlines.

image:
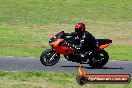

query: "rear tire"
xmin=89 ymin=50 xmax=109 ymax=68
xmin=40 ymin=49 xmax=60 ymax=66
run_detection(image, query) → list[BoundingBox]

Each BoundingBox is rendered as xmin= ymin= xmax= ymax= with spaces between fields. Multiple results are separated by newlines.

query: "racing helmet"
xmin=75 ymin=23 xmax=85 ymax=34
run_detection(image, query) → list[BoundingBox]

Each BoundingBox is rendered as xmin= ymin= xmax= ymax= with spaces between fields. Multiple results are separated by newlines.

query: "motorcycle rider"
xmin=64 ymin=22 xmax=97 ymax=58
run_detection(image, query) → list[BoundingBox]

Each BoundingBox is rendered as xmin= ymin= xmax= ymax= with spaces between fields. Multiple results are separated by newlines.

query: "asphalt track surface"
xmin=0 ymin=56 xmax=132 ymax=76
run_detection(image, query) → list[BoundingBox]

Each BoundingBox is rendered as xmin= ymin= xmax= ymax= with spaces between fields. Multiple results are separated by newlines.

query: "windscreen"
xmin=49 ymin=31 xmax=65 ymax=44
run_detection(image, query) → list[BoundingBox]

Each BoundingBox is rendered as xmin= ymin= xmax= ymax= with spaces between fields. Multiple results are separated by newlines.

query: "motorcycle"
xmin=40 ymin=31 xmax=112 ymax=68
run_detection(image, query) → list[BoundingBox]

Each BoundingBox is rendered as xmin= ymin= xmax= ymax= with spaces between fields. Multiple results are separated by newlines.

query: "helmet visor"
xmin=75 ymin=28 xmax=82 ymax=32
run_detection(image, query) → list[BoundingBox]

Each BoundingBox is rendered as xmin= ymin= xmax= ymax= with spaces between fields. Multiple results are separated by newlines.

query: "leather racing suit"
xmin=65 ymin=31 xmax=97 ymax=52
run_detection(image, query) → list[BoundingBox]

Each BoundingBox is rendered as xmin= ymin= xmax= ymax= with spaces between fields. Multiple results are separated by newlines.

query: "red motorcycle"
xmin=40 ymin=31 xmax=112 ymax=68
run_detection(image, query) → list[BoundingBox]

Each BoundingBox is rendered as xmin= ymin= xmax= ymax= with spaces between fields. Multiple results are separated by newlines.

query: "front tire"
xmin=89 ymin=50 xmax=109 ymax=68
xmin=40 ymin=49 xmax=60 ymax=66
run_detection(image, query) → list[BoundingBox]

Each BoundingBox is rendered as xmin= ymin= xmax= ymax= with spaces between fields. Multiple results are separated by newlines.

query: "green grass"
xmin=0 ymin=1 xmax=131 ymax=88
xmin=0 ymin=0 xmax=132 ymax=60
xmin=106 ymin=45 xmax=132 ymax=61
xmin=0 ymin=0 xmax=132 ymax=25
xmin=0 ymin=71 xmax=131 ymax=88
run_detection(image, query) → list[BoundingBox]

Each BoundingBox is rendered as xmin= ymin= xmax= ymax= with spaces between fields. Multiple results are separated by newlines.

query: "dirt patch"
xmin=113 ymin=39 xmax=132 ymax=45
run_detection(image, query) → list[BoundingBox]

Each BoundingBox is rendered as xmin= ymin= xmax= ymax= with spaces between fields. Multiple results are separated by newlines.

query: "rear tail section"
xmin=97 ymin=44 xmax=110 ymax=50
xmin=96 ymin=39 xmax=112 ymax=50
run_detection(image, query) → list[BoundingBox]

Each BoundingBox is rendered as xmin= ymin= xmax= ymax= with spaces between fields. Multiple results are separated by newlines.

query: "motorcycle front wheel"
xmin=40 ymin=49 xmax=60 ymax=66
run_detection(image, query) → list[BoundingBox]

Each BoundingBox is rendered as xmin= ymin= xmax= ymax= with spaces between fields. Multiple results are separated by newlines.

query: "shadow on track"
xmin=61 ymin=66 xmax=123 ymax=69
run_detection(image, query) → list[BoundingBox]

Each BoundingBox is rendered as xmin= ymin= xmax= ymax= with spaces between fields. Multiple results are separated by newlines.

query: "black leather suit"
xmin=65 ymin=31 xmax=97 ymax=52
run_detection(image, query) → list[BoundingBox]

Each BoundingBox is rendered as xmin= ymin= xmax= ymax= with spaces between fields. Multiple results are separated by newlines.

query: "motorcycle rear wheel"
xmin=40 ymin=49 xmax=60 ymax=66
xmin=89 ymin=50 xmax=109 ymax=68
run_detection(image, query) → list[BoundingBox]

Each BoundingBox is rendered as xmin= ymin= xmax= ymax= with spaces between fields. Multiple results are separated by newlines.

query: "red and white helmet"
xmin=75 ymin=23 xmax=85 ymax=34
